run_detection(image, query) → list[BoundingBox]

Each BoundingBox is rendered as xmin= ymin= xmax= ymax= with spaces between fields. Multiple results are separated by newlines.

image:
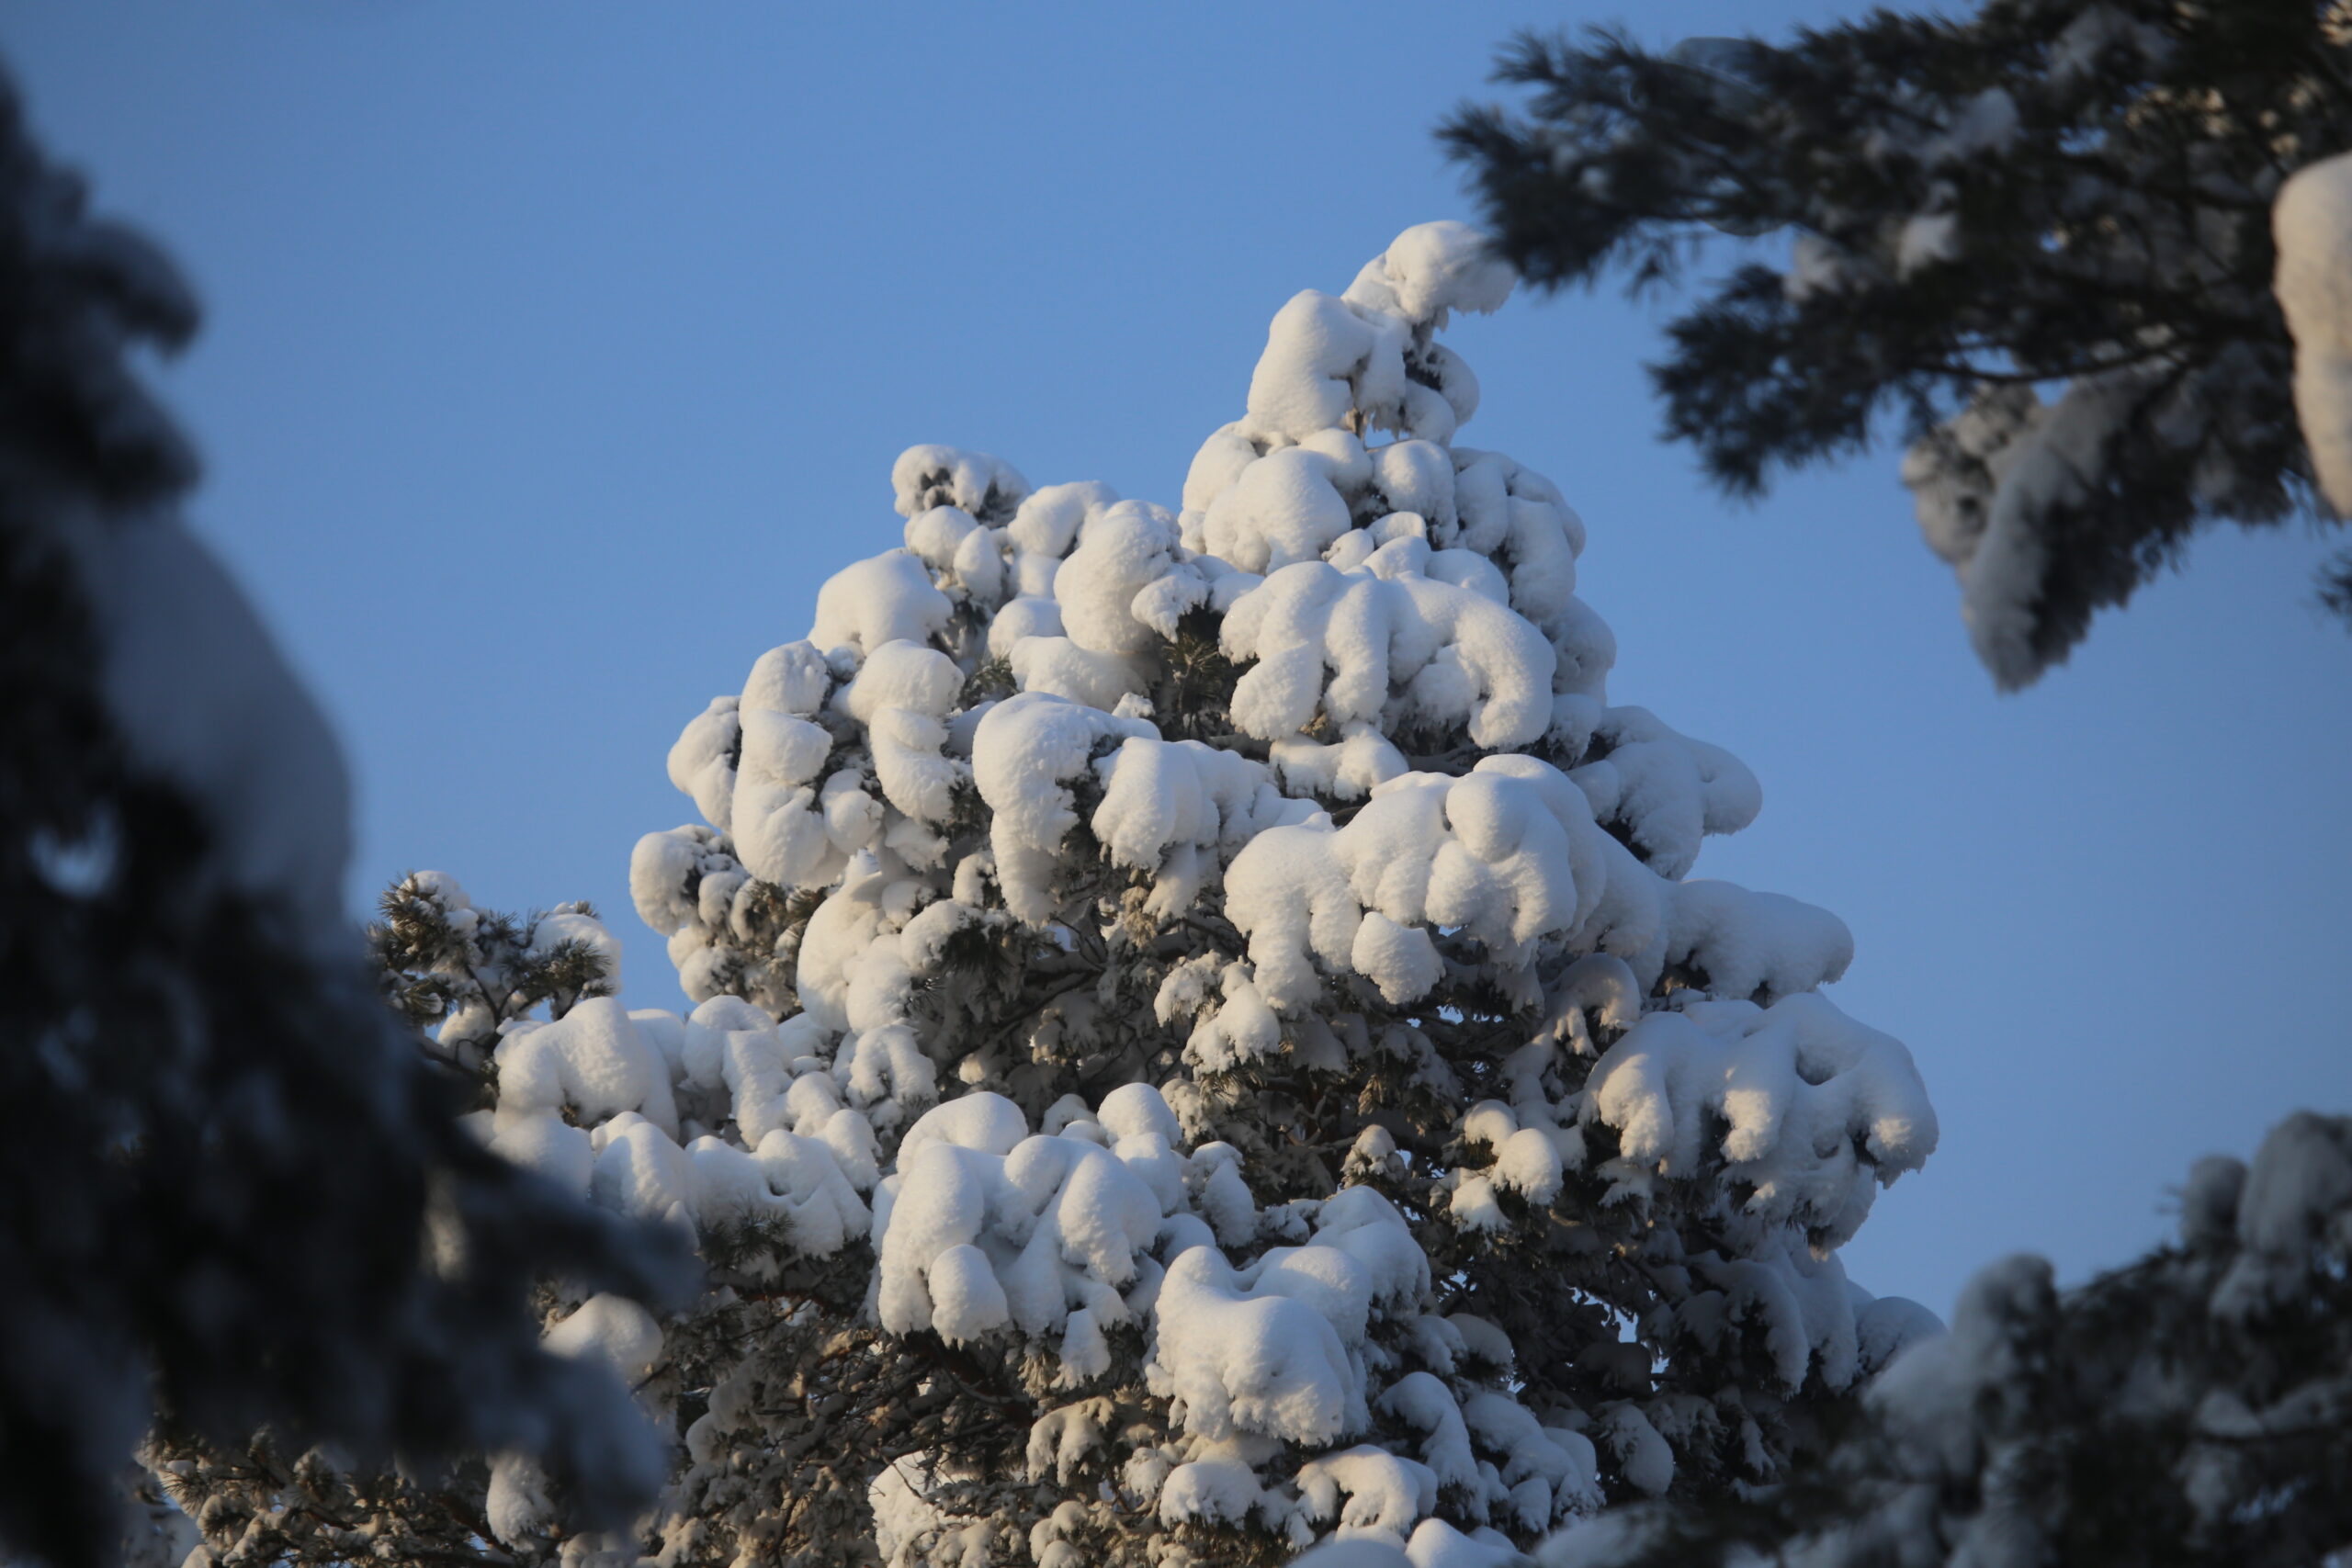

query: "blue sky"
xmin=11 ymin=1 xmax=2346 ymax=1319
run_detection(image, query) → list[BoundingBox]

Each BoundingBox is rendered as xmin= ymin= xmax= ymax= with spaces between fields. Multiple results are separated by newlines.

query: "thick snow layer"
xmin=1295 ymin=1446 xmax=1438 ymax=1540
xmin=1380 ymin=1372 xmax=1480 ymax=1492
xmin=498 ymin=998 xmax=681 ymax=1140
xmin=973 ymin=692 xmax=1150 ymax=922
xmin=1584 ymin=994 xmax=1937 ymax=1247
xmin=873 ymin=1092 xmax=1187 ymax=1359
xmin=1569 ymin=708 xmax=1760 ymax=880
xmin=1405 ymin=1519 xmax=1524 ymax=1568
xmin=2213 ymin=1111 xmax=2352 ymax=1316
xmin=544 ymin=1293 xmax=663 ymax=1386
xmin=1343 ymin=221 xmax=1515 ymax=326
xmin=1096 ymin=735 xmax=1306 ymax=919
xmin=1218 ymin=552 xmax=1557 ymax=749
xmin=1662 ymin=880 xmax=1851 ymax=1000
xmin=1055 ymin=499 xmax=1195 ymax=655
xmin=811 ymin=550 xmax=954 ymax=657
xmin=1460 ymin=1390 xmax=1604 ymax=1525
xmin=1226 ymin=230 xmax=1501 ymax=456
xmin=2274 ymin=152 xmax=2352 ymax=513
xmin=1225 ymin=757 xmax=1619 ymax=1008
xmin=893 ymin=445 xmax=1029 ymax=524
xmin=1147 ymin=1190 xmax=1425 ymax=1446
xmin=1245 ymin=294 xmax=1406 ymax=444
xmin=1901 ymin=372 xmax=2156 ymax=689
xmin=1148 ymin=1244 xmax=1362 ymax=1444
xmin=483 ymin=1453 xmax=556 ymax=1548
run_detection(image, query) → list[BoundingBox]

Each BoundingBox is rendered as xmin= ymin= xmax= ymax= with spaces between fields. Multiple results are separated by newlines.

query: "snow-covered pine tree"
xmin=1442 ymin=0 xmax=2352 ymax=688
xmin=1535 ymin=1111 xmax=2352 ymax=1568
xmin=270 ymin=221 xmax=1939 ymax=1568
xmin=608 ymin=219 xmax=1943 ymax=1566
xmin=0 ymin=63 xmax=680 ymax=1568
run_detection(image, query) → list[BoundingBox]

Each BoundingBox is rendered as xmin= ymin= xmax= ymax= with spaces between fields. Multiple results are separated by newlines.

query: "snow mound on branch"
xmin=1568 ymin=707 xmax=1760 ymax=880
xmin=1092 ymin=732 xmax=1308 ymax=919
xmin=1219 ymin=549 xmax=1556 ymax=750
xmin=873 ymin=1103 xmax=1170 ymax=1353
xmin=812 ymin=551 xmax=954 ymax=658
xmin=498 ymin=997 xmax=681 ymax=1140
xmin=893 ymin=445 xmax=1029 ymax=525
xmin=2213 ymin=1111 xmax=2352 ymax=1317
xmin=1147 ymin=1189 xmax=1427 ymax=1445
xmin=474 ymin=983 xmax=878 ymax=1247
xmin=544 ymin=1293 xmax=663 ymax=1385
xmin=973 ymin=692 xmax=1152 ymax=922
xmin=1231 ymin=226 xmax=1507 ymax=454
xmin=1582 ymin=994 xmax=1937 ymax=1247
xmin=2274 ymin=151 xmax=2352 ymax=513
xmin=1343 ymin=220 xmax=1516 ymax=326
xmin=1295 ymin=1447 xmax=1438 ymax=1542
xmin=1901 ymin=374 xmax=2160 ymax=690
xmin=1226 ymin=756 xmax=1619 ymax=1009
xmin=1662 ymin=880 xmax=1851 ymax=1000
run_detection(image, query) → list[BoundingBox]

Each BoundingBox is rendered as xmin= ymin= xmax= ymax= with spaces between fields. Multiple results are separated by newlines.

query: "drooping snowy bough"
xmin=1446 ymin=6 xmax=2352 ymax=688
xmin=432 ymin=223 xmax=1940 ymax=1568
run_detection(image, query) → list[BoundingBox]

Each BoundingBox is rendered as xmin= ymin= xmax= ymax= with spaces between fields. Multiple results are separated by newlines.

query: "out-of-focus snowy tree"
xmin=225 ymin=219 xmax=1941 ymax=1567
xmin=0 ymin=66 xmax=681 ymax=1568
xmin=1534 ymin=1111 xmax=2352 ymax=1568
xmin=1443 ymin=0 xmax=2352 ymax=689
xmin=148 ymin=875 xmax=662 ymax=1568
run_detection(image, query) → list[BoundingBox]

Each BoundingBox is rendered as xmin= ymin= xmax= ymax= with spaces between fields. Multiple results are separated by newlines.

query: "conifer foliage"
xmin=1539 ymin=1112 xmax=2352 ymax=1568
xmin=297 ymin=220 xmax=1940 ymax=1568
xmin=1442 ymin=0 xmax=2352 ymax=687
xmin=374 ymin=872 xmax=624 ymax=1076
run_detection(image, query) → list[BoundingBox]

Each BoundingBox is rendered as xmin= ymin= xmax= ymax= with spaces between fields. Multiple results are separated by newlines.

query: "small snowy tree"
xmin=453 ymin=218 xmax=1937 ymax=1566
xmin=1442 ymin=0 xmax=2352 ymax=687
xmin=1535 ymin=1111 xmax=2352 ymax=1568
xmin=0 ymin=65 xmax=679 ymax=1568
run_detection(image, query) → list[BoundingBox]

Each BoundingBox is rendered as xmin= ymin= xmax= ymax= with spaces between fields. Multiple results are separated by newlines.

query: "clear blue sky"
xmin=11 ymin=2 xmax=2346 ymax=1320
